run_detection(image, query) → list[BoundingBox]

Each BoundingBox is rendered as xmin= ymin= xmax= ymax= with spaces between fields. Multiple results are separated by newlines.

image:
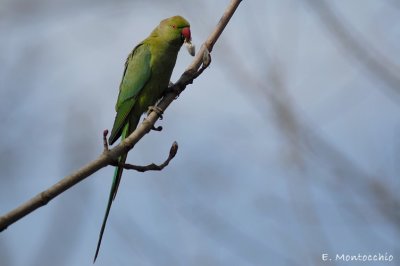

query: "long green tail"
xmin=93 ymin=115 xmax=138 ymax=263
xmin=93 ymin=155 xmax=127 ymax=263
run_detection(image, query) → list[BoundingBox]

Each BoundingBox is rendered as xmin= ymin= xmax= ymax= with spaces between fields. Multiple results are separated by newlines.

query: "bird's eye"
xmin=171 ymin=24 xmax=176 ymax=29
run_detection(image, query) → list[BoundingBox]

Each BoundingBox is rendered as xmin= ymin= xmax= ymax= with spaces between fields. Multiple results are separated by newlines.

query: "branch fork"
xmin=0 ymin=0 xmax=242 ymax=233
xmin=102 ymin=129 xmax=178 ymax=173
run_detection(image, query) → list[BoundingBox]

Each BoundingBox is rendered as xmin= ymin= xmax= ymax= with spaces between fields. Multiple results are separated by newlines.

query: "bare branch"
xmin=110 ymin=141 xmax=178 ymax=172
xmin=103 ymin=129 xmax=178 ymax=172
xmin=0 ymin=0 xmax=243 ymax=232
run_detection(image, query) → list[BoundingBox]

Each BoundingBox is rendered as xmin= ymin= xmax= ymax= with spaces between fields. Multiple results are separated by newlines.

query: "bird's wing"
xmin=108 ymin=43 xmax=151 ymax=144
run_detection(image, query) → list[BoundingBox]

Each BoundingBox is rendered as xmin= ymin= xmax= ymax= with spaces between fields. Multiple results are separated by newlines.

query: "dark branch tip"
xmin=102 ymin=129 xmax=110 ymax=152
xmin=170 ymin=141 xmax=179 ymax=157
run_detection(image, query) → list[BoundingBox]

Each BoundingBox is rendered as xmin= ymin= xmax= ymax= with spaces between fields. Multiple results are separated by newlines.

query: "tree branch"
xmin=103 ymin=129 xmax=179 ymax=172
xmin=110 ymin=141 xmax=179 ymax=173
xmin=0 ymin=0 xmax=242 ymax=232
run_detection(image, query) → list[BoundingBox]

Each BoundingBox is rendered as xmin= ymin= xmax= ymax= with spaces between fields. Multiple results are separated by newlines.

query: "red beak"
xmin=181 ymin=27 xmax=191 ymax=42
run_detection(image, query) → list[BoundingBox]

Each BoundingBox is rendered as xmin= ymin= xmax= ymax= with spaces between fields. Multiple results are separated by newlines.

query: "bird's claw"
xmin=151 ymin=125 xmax=163 ymax=131
xmin=145 ymin=106 xmax=164 ymax=131
xmin=147 ymin=106 xmax=164 ymax=120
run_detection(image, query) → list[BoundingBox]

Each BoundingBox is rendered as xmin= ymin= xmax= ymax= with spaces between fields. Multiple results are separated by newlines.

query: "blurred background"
xmin=1 ymin=0 xmax=399 ymax=265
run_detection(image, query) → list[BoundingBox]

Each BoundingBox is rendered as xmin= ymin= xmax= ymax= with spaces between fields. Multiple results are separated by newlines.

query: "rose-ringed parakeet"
xmin=94 ymin=16 xmax=194 ymax=262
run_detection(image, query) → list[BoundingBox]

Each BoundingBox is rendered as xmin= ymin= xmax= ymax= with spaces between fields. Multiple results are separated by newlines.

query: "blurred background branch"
xmin=305 ymin=0 xmax=400 ymax=101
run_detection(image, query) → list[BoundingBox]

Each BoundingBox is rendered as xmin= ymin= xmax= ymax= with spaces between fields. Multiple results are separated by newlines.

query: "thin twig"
xmin=111 ymin=141 xmax=178 ymax=172
xmin=0 ymin=0 xmax=243 ymax=232
xmin=104 ymin=130 xmax=178 ymax=172
xmin=102 ymin=129 xmax=109 ymax=152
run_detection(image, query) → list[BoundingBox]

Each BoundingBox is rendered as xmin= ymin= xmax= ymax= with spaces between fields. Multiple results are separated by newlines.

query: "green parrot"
xmin=94 ymin=16 xmax=194 ymax=262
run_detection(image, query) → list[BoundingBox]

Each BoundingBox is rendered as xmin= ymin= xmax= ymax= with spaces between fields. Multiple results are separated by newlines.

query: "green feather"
xmin=108 ymin=43 xmax=152 ymax=145
xmin=93 ymin=114 xmax=140 ymax=263
xmin=94 ymin=16 xmax=191 ymax=263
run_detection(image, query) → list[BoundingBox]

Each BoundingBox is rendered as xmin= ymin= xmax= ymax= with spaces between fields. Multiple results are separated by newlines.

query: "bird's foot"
xmin=143 ymin=116 xmax=163 ymax=131
xmin=146 ymin=106 xmax=164 ymax=131
xmin=147 ymin=106 xmax=164 ymax=120
xmin=151 ymin=125 xmax=163 ymax=131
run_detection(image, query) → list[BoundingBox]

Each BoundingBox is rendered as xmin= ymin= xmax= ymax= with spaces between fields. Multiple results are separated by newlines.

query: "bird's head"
xmin=158 ymin=16 xmax=195 ymax=56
